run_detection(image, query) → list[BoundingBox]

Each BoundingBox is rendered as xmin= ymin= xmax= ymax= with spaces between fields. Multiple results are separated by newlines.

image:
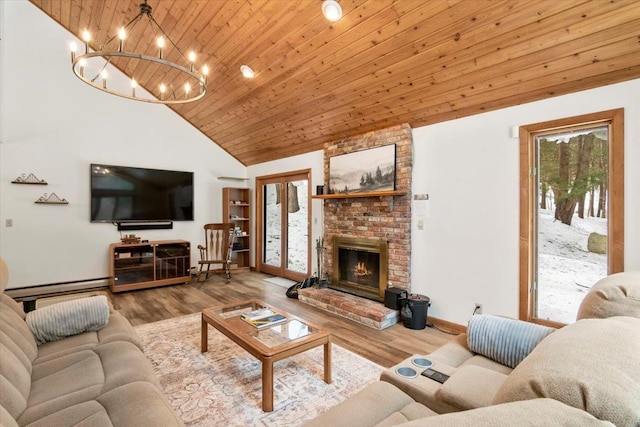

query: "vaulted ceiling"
xmin=30 ymin=0 xmax=640 ymax=166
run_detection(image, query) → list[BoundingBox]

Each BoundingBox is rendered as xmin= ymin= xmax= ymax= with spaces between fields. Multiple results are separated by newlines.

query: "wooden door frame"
xmin=519 ymin=108 xmax=624 ymax=326
xmin=255 ymin=169 xmax=311 ymax=281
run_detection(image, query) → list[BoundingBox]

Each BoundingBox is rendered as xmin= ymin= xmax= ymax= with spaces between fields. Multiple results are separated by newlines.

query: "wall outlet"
xmin=5 ymin=219 xmax=13 ymax=227
xmin=474 ymin=303 xmax=483 ymax=314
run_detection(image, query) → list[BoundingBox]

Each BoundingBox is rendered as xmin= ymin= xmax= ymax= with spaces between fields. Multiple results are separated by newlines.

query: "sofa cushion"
xmin=34 ymin=311 xmax=142 ymax=363
xmin=21 ymin=401 xmax=114 ymax=427
xmin=0 ymin=404 xmax=20 ymax=427
xmin=0 ymin=346 xmax=30 ymax=420
xmin=26 ymin=296 xmax=110 ymax=345
xmin=467 ymin=314 xmax=554 ymax=368
xmin=437 ymin=365 xmax=508 ymax=410
xmin=1 ymin=303 xmax=38 ymax=363
xmin=0 ymin=257 xmax=9 ymax=293
xmin=426 ymin=334 xmax=474 ymax=367
xmin=493 ymin=316 xmax=640 ymax=426
xmin=1 ymin=294 xmax=27 ymax=320
xmin=577 ymin=271 xmax=640 ymax=320
xmin=303 ymin=381 xmax=434 ymax=427
xmin=18 ymin=340 xmax=160 ymax=426
xmin=393 ymin=399 xmax=615 ymax=427
xmin=97 ymin=382 xmax=185 ymax=427
xmin=375 ymin=402 xmax=436 ymax=427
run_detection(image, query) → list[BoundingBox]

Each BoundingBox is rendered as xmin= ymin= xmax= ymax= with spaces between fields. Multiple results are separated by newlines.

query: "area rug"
xmin=134 ymin=313 xmax=383 ymax=426
xmin=263 ymin=276 xmax=298 ymax=288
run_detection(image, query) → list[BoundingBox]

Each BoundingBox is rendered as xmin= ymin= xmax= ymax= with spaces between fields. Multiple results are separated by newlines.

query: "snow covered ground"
xmin=537 ymin=208 xmax=607 ymax=324
xmin=264 ymin=182 xmax=308 ymax=274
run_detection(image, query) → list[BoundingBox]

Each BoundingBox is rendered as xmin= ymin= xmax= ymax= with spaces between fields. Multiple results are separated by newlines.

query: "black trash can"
xmin=400 ymin=294 xmax=431 ymax=330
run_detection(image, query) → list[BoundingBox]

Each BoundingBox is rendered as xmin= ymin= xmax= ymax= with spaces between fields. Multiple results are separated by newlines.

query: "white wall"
xmin=0 ymin=1 xmax=245 ymax=288
xmin=411 ymin=78 xmax=640 ymax=325
xmin=247 ymin=150 xmax=325 ymax=275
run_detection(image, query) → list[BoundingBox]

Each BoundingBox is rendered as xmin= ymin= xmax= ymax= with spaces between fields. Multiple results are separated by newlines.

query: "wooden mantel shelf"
xmin=312 ymin=190 xmax=407 ymax=200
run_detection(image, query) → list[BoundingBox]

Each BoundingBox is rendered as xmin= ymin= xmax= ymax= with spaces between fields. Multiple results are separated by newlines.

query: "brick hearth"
xmin=298 ymin=288 xmax=399 ymax=330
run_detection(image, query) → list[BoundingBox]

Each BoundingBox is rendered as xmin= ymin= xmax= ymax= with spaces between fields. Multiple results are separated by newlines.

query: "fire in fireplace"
xmin=331 ymin=236 xmax=388 ymax=302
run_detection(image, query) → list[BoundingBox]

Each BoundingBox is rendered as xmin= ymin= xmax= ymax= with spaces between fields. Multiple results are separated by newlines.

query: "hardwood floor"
xmin=109 ymin=270 xmax=457 ymax=368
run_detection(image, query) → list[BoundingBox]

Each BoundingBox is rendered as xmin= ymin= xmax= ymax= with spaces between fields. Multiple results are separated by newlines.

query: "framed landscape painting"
xmin=329 ymin=144 xmax=396 ymax=194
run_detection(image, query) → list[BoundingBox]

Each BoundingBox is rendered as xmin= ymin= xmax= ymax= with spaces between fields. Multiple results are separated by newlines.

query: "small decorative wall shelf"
xmin=35 ymin=193 xmax=69 ymax=204
xmin=12 ymin=173 xmax=47 ymax=185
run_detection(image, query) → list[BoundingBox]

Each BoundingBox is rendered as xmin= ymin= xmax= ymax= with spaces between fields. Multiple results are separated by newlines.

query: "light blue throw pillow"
xmin=26 ymin=295 xmax=110 ymax=344
xmin=467 ymin=314 xmax=555 ymax=368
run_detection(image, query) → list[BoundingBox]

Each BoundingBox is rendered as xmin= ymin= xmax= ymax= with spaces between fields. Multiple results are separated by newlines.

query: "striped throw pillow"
xmin=467 ymin=314 xmax=555 ymax=368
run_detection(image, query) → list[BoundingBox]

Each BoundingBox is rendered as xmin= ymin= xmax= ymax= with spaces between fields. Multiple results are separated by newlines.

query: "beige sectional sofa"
xmin=0 ymin=258 xmax=184 ymax=427
xmin=305 ymin=271 xmax=640 ymax=427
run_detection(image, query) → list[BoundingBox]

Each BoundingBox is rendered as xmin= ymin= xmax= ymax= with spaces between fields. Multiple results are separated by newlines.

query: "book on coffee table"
xmin=243 ymin=313 xmax=287 ymax=329
xmin=241 ymin=307 xmax=275 ymax=321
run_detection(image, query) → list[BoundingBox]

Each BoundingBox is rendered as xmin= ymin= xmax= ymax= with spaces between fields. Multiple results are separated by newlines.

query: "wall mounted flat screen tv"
xmin=91 ymin=164 xmax=194 ymax=222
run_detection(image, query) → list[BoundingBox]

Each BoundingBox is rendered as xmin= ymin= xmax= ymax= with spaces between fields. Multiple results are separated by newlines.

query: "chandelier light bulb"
xmin=78 ymin=57 xmax=86 ymax=77
xmin=185 ymin=83 xmax=191 ymax=93
xmin=101 ymin=69 xmax=108 ymax=88
xmin=117 ymin=27 xmax=126 ymax=51
xmin=159 ymin=83 xmax=166 ymax=100
xmin=157 ymin=36 xmax=165 ymax=59
xmin=131 ymin=79 xmax=137 ymax=88
xmin=82 ymin=29 xmax=91 ymax=42
xmin=322 ymin=0 xmax=343 ymax=22
xmin=201 ymin=65 xmax=209 ymax=84
xmin=70 ymin=41 xmax=77 ymax=61
xmin=188 ymin=51 xmax=196 ymax=72
xmin=240 ymin=65 xmax=255 ymax=79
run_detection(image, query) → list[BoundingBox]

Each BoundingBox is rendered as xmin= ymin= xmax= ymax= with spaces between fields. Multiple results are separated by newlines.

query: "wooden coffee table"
xmin=201 ymin=299 xmax=332 ymax=412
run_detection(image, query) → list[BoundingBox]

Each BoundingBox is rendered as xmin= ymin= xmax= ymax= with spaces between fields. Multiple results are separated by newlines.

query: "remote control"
xmin=421 ymin=368 xmax=450 ymax=384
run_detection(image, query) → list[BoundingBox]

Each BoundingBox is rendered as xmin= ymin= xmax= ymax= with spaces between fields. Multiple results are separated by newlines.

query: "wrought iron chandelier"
xmin=69 ymin=1 xmax=208 ymax=104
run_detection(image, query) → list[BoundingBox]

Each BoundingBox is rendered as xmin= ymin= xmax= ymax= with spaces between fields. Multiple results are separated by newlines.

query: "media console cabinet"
xmin=109 ymin=240 xmax=191 ymax=292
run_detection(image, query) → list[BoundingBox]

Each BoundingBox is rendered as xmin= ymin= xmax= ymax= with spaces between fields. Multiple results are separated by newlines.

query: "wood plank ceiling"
xmin=30 ymin=0 xmax=640 ymax=166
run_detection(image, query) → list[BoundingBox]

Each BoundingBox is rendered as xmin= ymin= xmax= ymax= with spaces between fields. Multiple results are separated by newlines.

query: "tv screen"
xmin=91 ymin=164 xmax=194 ymax=222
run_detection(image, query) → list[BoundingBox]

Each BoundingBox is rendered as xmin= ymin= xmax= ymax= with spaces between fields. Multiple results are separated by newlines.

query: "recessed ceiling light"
xmin=240 ymin=65 xmax=255 ymax=79
xmin=322 ymin=0 xmax=342 ymax=22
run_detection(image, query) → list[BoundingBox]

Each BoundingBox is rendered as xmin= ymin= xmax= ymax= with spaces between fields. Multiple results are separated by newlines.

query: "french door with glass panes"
xmin=519 ymin=109 xmax=624 ymax=327
xmin=256 ymin=170 xmax=311 ymax=282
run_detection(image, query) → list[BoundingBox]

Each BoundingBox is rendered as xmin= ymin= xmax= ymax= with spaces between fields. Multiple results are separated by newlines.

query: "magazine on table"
xmin=241 ymin=307 xmax=275 ymax=321
xmin=242 ymin=313 xmax=287 ymax=329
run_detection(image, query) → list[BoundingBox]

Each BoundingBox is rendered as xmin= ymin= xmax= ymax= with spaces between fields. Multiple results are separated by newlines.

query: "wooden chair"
xmin=197 ymin=223 xmax=235 ymax=282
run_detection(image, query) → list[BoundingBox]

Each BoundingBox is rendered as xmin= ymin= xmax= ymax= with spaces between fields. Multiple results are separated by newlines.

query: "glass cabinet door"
xmin=113 ymin=245 xmax=154 ymax=285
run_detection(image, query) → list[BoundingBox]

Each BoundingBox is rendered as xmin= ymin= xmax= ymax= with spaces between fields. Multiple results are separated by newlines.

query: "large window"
xmin=519 ymin=109 xmax=624 ymax=327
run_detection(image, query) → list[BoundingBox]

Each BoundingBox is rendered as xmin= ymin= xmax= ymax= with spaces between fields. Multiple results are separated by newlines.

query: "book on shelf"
xmin=241 ymin=307 xmax=275 ymax=321
xmin=242 ymin=313 xmax=287 ymax=329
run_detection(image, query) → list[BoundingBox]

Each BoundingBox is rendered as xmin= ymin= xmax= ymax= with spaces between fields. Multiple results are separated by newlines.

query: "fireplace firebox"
xmin=331 ymin=236 xmax=388 ymax=302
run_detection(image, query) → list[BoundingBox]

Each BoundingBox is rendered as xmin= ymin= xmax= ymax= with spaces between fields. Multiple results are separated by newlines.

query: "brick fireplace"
xmin=299 ymin=124 xmax=412 ymax=330
xmin=322 ymin=123 xmax=412 ymax=292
